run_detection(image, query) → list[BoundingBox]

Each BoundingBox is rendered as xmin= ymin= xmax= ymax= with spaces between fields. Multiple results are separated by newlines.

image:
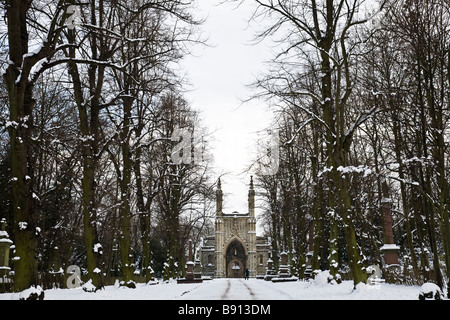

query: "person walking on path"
xmin=244 ymin=269 xmax=249 ymax=280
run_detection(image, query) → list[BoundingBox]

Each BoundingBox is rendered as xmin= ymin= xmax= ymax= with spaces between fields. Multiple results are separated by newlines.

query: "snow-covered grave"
xmin=0 ymin=273 xmax=435 ymax=300
xmin=418 ymin=283 xmax=445 ymax=300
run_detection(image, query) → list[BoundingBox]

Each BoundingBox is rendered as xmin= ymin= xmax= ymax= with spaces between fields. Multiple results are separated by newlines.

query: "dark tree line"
xmin=1 ymin=0 xmax=449 ymax=297
xmin=0 ymin=0 xmax=213 ymax=292
xmin=246 ymin=0 xmax=450 ymax=292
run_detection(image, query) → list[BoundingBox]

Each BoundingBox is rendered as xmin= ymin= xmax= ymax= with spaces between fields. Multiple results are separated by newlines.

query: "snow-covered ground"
xmin=0 ymin=276 xmax=426 ymax=300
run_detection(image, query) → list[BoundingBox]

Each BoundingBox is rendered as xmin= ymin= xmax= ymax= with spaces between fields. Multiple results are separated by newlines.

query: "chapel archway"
xmin=225 ymin=238 xmax=247 ymax=278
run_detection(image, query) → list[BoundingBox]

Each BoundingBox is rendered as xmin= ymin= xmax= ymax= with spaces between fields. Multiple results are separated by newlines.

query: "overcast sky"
xmin=182 ymin=0 xmax=275 ymax=214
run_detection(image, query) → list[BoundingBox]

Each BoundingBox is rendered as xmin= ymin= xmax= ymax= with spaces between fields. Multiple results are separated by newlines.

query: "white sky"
xmin=182 ymin=0 xmax=275 ymax=214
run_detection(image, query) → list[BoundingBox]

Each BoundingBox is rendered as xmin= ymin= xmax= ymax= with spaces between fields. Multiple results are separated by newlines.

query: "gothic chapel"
xmin=199 ymin=177 xmax=271 ymax=278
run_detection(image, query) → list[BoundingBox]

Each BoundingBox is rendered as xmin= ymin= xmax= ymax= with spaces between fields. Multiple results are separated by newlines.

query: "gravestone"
xmin=380 ymin=192 xmax=400 ymax=267
xmin=47 ymin=246 xmax=64 ymax=289
xmin=304 ymin=223 xmax=314 ymax=279
xmin=304 ymin=251 xmax=313 ymax=280
xmin=419 ymin=283 xmax=444 ymax=300
xmin=178 ymin=240 xmax=203 ymax=284
xmin=0 ymin=219 xmax=12 ymax=275
xmin=380 ymin=196 xmax=401 ymax=283
xmin=194 ymin=258 xmax=202 ymax=280
xmin=0 ymin=219 xmax=13 ymax=293
xmin=278 ymin=252 xmax=290 ymax=277
xmin=272 ymin=252 xmax=297 ymax=283
xmin=264 ymin=258 xmax=278 ymax=281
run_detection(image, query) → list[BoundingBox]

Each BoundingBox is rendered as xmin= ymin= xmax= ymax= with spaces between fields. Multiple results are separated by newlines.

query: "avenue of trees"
xmin=0 ymin=0 xmax=449 ymax=296
xmin=249 ymin=0 xmax=450 ymax=292
xmin=0 ymin=0 xmax=213 ymax=292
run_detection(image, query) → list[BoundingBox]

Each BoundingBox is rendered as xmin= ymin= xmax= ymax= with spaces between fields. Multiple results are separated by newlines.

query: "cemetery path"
xmin=179 ymin=278 xmax=295 ymax=300
xmin=176 ymin=277 xmax=421 ymax=300
xmin=220 ymin=280 xmax=231 ymax=299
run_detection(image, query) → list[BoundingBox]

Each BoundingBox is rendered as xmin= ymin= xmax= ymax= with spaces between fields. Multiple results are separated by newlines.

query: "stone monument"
xmin=379 ymin=185 xmax=402 ymax=283
xmin=380 ymin=197 xmax=400 ymax=266
xmin=264 ymin=258 xmax=278 ymax=281
xmin=272 ymin=251 xmax=297 ymax=282
xmin=178 ymin=240 xmax=203 ymax=284
xmin=0 ymin=219 xmax=13 ymax=292
xmin=304 ymin=223 xmax=314 ymax=280
xmin=278 ymin=252 xmax=290 ymax=277
xmin=194 ymin=257 xmax=202 ymax=280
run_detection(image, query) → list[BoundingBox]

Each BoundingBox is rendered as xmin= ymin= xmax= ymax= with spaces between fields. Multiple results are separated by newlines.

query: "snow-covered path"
xmin=0 ymin=277 xmax=425 ymax=300
xmin=177 ymin=278 xmax=421 ymax=300
xmin=179 ymin=279 xmax=297 ymax=300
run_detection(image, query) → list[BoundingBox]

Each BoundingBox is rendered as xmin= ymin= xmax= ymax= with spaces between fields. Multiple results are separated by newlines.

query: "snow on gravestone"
xmin=82 ymin=279 xmax=97 ymax=293
xmin=19 ymin=285 xmax=45 ymax=300
xmin=418 ymin=283 xmax=444 ymax=300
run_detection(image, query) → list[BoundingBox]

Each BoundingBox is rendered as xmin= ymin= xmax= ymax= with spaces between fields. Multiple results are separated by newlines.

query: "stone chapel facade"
xmin=199 ymin=177 xmax=271 ymax=279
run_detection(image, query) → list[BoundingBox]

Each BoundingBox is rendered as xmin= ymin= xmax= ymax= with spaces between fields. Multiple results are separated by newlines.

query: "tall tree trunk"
xmin=416 ymin=73 xmax=444 ymax=289
xmin=310 ymin=111 xmax=324 ymax=272
xmin=321 ymin=32 xmax=366 ymax=286
xmin=336 ymin=168 xmax=367 ymax=286
xmin=4 ymin=0 xmax=38 ymax=292
xmin=66 ymin=26 xmax=104 ymax=290
xmin=328 ymin=208 xmax=340 ymax=282
xmin=134 ymin=139 xmax=153 ymax=282
xmin=391 ymin=109 xmax=420 ymax=278
xmin=270 ymin=208 xmax=280 ymax=272
xmin=118 ymin=97 xmax=133 ymax=283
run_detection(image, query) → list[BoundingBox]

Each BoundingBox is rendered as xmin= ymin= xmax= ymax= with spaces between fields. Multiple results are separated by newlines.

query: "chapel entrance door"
xmin=227 ymin=259 xmax=243 ymax=278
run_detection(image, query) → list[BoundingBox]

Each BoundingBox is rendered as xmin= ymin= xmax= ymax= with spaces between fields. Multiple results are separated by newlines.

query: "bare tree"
xmin=1 ymin=0 xmax=83 ymax=292
xmin=238 ymin=0 xmax=391 ymax=287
